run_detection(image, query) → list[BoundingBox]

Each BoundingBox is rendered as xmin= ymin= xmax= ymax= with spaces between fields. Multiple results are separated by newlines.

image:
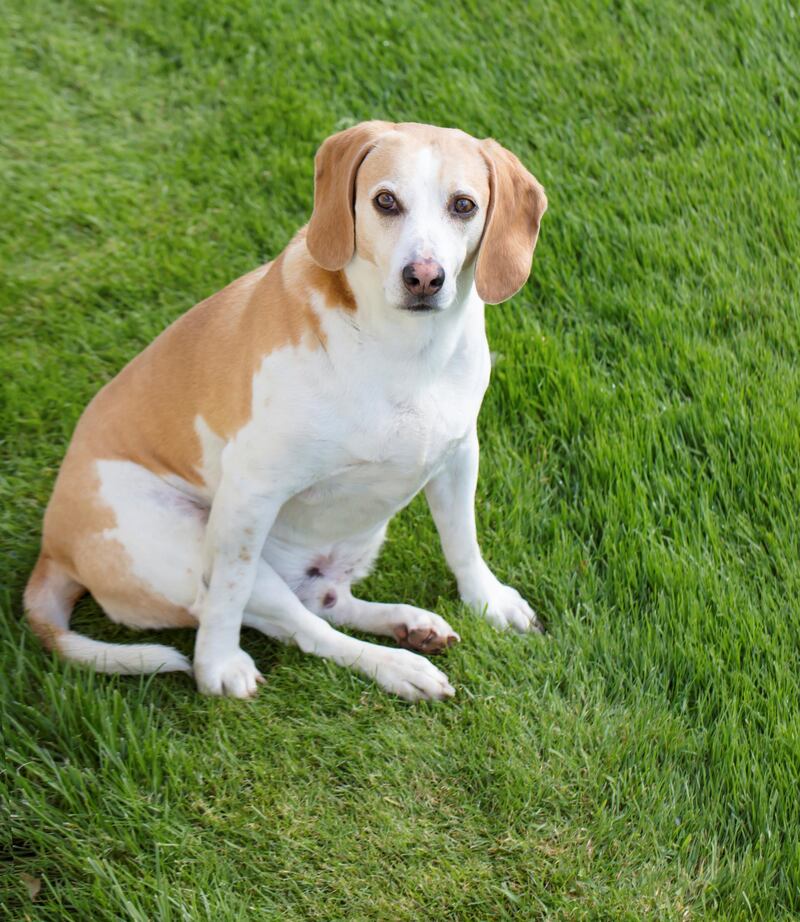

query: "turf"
xmin=1 ymin=0 xmax=798 ymax=917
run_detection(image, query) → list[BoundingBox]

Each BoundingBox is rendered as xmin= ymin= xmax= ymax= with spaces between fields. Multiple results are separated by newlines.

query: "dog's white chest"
xmin=277 ymin=374 xmax=476 ymax=542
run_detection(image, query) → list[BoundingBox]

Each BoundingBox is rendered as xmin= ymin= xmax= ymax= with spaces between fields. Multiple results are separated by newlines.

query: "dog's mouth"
xmin=402 ymin=301 xmax=441 ymax=314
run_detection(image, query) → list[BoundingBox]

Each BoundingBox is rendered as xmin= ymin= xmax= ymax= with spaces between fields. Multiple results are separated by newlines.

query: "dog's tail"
xmin=24 ymin=554 xmax=191 ymax=675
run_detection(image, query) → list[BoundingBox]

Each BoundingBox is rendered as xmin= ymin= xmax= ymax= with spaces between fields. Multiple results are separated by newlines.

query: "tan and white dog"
xmin=24 ymin=121 xmax=547 ymax=702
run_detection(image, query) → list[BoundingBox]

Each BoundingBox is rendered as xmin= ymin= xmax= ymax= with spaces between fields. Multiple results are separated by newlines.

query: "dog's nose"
xmin=402 ymin=260 xmax=445 ymax=297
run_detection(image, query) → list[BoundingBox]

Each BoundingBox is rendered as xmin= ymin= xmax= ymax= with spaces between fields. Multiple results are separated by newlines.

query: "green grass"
xmin=1 ymin=0 xmax=799 ymax=917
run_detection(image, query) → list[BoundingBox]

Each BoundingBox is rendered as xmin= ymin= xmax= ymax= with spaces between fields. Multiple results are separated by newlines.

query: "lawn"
xmin=1 ymin=0 xmax=798 ymax=918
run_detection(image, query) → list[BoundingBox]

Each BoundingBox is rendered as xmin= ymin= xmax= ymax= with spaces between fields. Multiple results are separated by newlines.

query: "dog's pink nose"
xmin=402 ymin=259 xmax=445 ymax=297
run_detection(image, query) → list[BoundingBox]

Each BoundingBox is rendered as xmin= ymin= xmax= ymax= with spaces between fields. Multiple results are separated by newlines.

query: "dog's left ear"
xmin=475 ymin=139 xmax=548 ymax=305
xmin=307 ymin=120 xmax=392 ymax=271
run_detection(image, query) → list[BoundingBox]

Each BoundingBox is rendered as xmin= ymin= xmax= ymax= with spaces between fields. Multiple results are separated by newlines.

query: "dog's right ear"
xmin=306 ymin=121 xmax=392 ymax=271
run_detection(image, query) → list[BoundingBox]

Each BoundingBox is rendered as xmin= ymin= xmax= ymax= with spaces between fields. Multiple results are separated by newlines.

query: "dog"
xmin=24 ymin=120 xmax=547 ymax=701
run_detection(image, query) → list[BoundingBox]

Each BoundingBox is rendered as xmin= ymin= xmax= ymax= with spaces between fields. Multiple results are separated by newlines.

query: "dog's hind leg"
xmin=242 ymin=561 xmax=454 ymax=702
xmin=306 ymin=591 xmax=460 ymax=655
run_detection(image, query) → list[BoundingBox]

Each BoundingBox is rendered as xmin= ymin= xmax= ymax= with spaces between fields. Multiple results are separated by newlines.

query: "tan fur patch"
xmin=24 ymin=555 xmax=84 ymax=648
xmin=291 ymin=226 xmax=357 ymax=311
xmin=307 ymin=261 xmax=356 ymax=311
xmin=39 ymin=445 xmax=197 ymax=629
xmin=60 ymin=230 xmax=346 ymax=494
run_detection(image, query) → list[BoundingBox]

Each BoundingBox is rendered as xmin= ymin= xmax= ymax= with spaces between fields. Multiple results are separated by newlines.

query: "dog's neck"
xmin=342 ymin=253 xmax=484 ymax=374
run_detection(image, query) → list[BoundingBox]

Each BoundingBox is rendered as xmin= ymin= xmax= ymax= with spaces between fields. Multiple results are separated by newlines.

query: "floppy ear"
xmin=306 ymin=120 xmax=392 ymax=271
xmin=474 ymin=138 xmax=548 ymax=304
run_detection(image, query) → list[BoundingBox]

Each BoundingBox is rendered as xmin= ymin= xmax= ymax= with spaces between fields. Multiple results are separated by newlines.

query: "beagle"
xmin=24 ymin=121 xmax=547 ymax=701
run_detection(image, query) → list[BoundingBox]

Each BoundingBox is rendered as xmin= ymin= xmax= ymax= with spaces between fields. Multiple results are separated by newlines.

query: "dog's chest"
xmin=351 ymin=376 xmax=465 ymax=464
xmin=273 ymin=350 xmax=486 ymax=543
xmin=303 ymin=378 xmax=471 ymax=503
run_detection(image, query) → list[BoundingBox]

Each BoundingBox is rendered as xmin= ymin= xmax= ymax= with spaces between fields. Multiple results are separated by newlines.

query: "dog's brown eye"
xmin=374 ymin=192 xmax=398 ymax=213
xmin=452 ymin=197 xmax=476 ymax=216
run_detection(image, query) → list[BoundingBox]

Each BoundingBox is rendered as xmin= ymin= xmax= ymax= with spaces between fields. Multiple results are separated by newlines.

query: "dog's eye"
xmin=374 ymin=192 xmax=399 ymax=213
xmin=452 ymin=197 xmax=477 ymax=216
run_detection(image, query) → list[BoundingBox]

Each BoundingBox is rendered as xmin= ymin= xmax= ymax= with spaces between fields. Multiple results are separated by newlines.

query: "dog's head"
xmin=306 ymin=121 xmax=547 ymax=312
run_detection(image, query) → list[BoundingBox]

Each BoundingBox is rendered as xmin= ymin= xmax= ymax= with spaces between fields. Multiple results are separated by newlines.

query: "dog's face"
xmin=351 ymin=128 xmax=490 ymax=313
xmin=306 ymin=121 xmax=547 ymax=309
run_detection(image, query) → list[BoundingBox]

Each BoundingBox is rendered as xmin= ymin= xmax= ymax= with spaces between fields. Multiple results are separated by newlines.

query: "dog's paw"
xmin=392 ymin=606 xmax=460 ymax=654
xmin=194 ymin=648 xmax=264 ymax=698
xmin=365 ymin=647 xmax=455 ymax=702
xmin=463 ymin=578 xmax=543 ymax=634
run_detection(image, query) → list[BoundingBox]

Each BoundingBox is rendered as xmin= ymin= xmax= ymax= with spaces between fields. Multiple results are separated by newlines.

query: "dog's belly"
xmin=262 ymin=449 xmax=450 ymax=602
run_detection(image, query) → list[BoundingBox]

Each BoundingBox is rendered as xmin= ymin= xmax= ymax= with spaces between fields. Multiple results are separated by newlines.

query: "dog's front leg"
xmin=425 ymin=427 xmax=543 ymax=633
xmin=192 ymin=472 xmax=284 ymax=697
